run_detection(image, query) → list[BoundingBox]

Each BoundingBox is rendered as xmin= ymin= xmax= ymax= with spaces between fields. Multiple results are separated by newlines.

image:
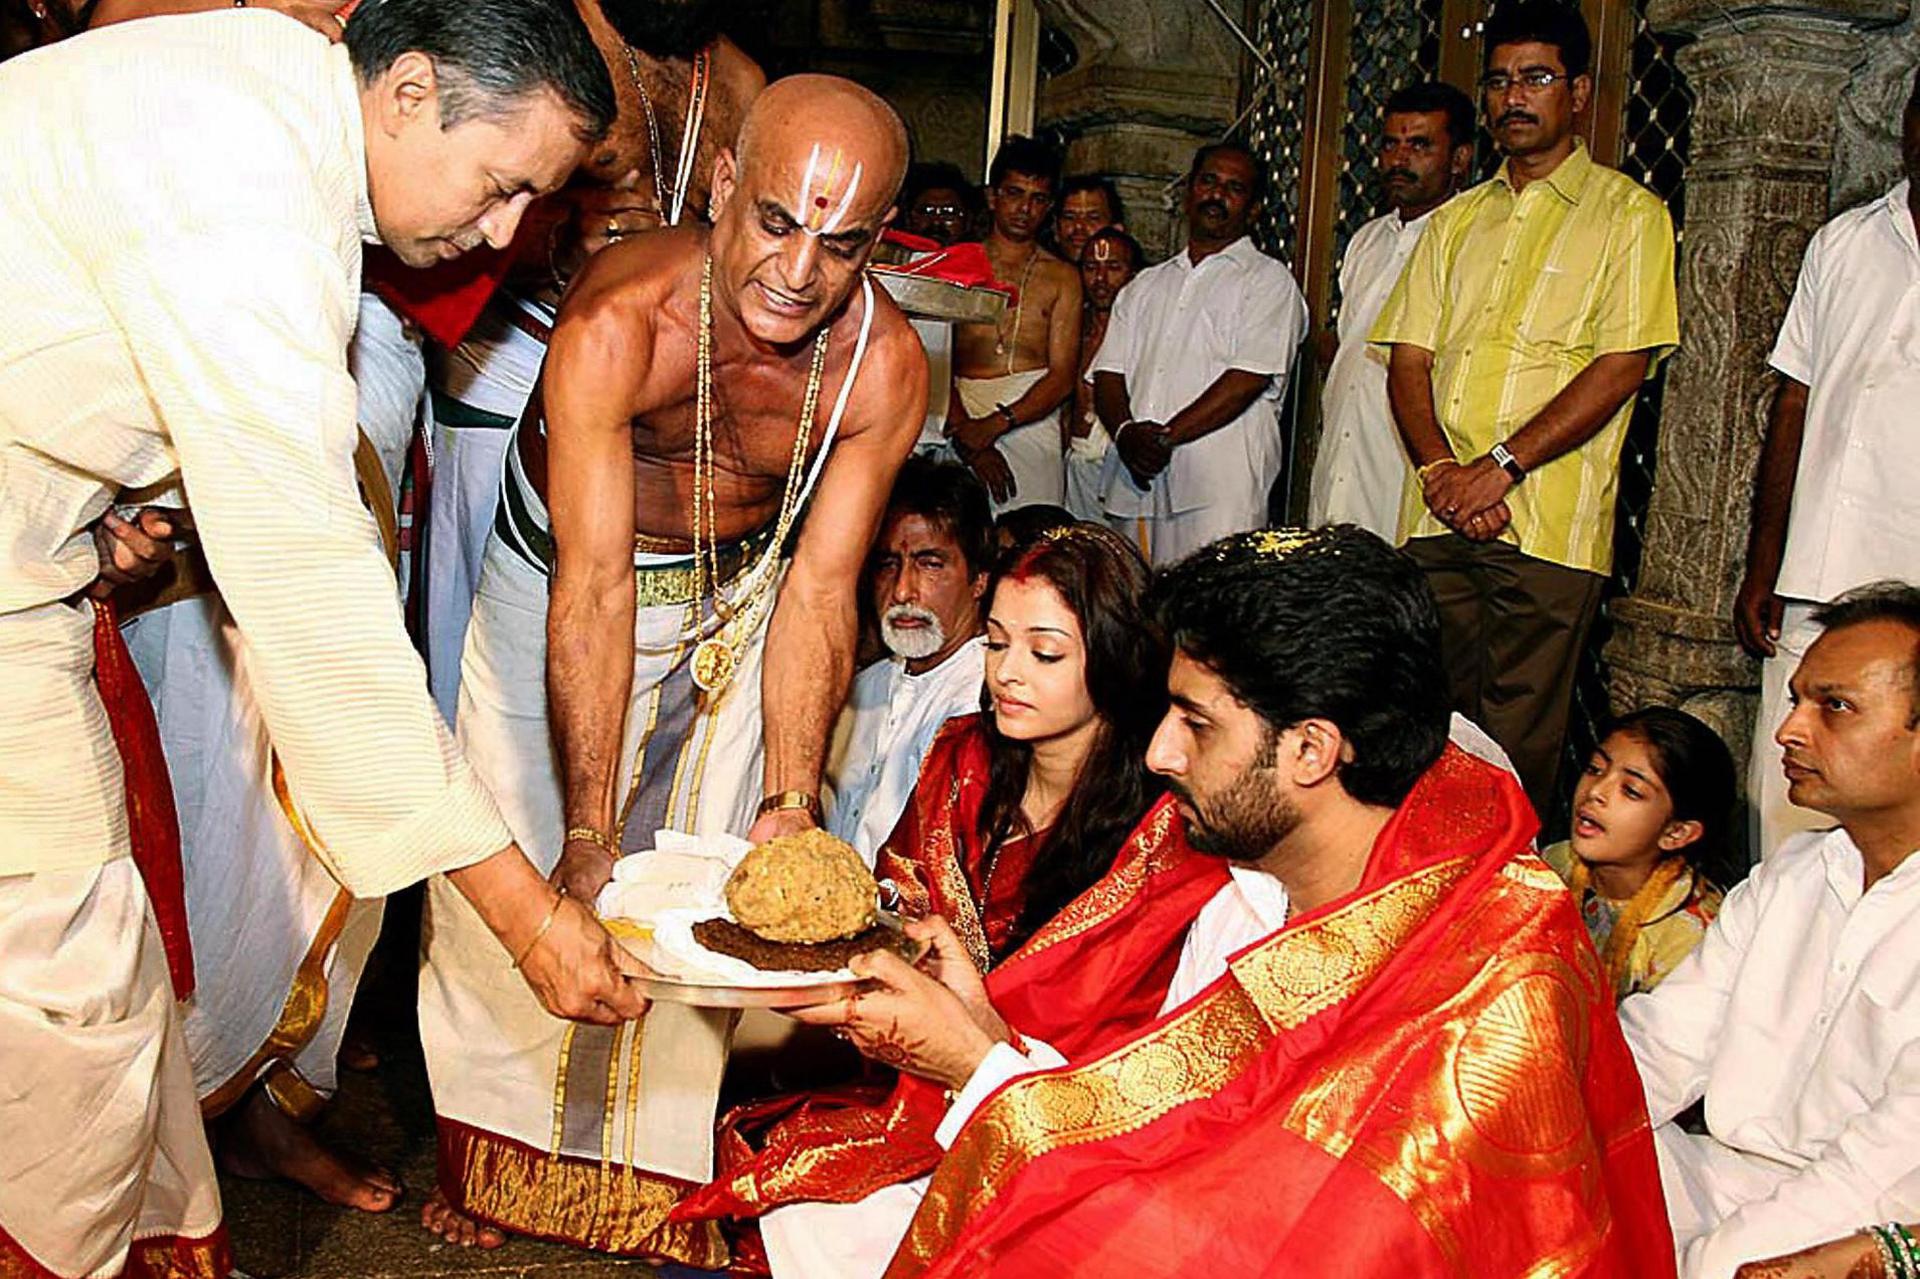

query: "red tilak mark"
xmin=815 ymin=195 xmax=830 ymax=208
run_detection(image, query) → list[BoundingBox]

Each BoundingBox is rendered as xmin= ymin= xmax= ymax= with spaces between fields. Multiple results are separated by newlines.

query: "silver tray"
xmin=609 ymin=911 xmax=929 ymax=1009
xmin=872 ymin=270 xmax=1008 ymax=324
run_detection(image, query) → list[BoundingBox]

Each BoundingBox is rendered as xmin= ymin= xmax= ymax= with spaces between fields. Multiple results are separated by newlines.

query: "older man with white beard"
xmin=827 ymin=457 xmax=992 ymax=861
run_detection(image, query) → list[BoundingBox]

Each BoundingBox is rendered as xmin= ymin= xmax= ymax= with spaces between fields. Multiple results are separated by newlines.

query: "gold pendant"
xmin=691 ymin=637 xmax=737 ymax=694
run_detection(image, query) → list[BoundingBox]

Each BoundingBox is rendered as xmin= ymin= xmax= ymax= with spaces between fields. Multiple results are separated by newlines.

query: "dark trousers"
xmin=1402 ymin=533 xmax=1604 ymax=819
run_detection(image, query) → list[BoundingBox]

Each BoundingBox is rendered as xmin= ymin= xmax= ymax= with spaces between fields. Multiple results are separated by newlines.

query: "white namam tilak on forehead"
xmin=796 ymin=142 xmax=865 ymax=237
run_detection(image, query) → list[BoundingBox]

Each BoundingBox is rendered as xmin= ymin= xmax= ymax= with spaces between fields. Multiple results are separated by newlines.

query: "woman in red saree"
xmin=684 ymin=527 xmax=1674 ymax=1277
xmin=875 ymin=523 xmax=1170 ymax=970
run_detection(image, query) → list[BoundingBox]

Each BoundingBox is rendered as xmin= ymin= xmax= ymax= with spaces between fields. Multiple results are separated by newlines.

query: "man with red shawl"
xmin=681 ymin=525 xmax=1674 ymax=1277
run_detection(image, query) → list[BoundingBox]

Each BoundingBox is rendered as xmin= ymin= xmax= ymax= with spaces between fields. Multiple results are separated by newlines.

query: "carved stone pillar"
xmin=1033 ymin=0 xmax=1243 ymax=258
xmin=1607 ymin=1 xmax=1904 ymax=780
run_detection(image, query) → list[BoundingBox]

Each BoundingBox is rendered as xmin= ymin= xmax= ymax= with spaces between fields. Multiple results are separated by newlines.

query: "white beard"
xmin=881 ymin=604 xmax=946 ymax=661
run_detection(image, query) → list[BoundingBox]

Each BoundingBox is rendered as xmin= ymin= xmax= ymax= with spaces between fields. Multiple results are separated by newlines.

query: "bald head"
xmin=735 ymin=75 xmax=909 ymax=227
xmin=710 ymin=74 xmax=909 ymax=344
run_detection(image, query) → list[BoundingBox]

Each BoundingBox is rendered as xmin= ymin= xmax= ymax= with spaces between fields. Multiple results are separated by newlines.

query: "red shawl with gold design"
xmin=674 ymin=735 xmax=1225 ymax=1224
xmin=886 ymin=746 xmax=1673 ymax=1278
xmin=875 ymin=715 xmax=1047 ymax=970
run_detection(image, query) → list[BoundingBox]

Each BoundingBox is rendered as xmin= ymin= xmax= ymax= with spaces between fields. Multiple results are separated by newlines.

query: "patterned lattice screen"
xmin=1331 ymin=0 xmax=1449 ymax=294
xmin=1248 ymin=0 xmax=1316 ymax=264
xmin=1556 ymin=0 xmax=1695 ymax=829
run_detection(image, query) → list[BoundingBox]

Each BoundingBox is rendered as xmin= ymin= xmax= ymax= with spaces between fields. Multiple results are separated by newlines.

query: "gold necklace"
xmin=621 ymin=44 xmax=669 ymax=220
xmin=994 ymin=245 xmax=1041 ymax=371
xmin=688 ymin=255 xmax=829 ymax=695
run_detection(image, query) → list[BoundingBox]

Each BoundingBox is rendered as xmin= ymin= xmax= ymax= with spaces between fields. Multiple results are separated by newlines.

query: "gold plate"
xmin=871 ymin=270 xmax=1009 ymax=324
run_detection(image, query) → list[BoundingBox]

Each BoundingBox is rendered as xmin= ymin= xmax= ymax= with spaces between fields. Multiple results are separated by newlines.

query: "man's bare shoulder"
xmin=841 ymin=279 xmax=927 ymax=431
xmin=711 ymin=36 xmax=768 ymax=107
xmin=554 ymin=230 xmax=703 ymax=339
xmin=1033 ymin=250 xmax=1081 ymax=296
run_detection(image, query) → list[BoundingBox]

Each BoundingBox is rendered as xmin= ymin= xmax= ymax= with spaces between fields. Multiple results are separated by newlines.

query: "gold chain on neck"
xmin=688 ymin=254 xmax=829 ymax=694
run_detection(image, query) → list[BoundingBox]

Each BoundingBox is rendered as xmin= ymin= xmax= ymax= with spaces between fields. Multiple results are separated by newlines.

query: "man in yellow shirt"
xmin=1373 ymin=0 xmax=1677 ymax=815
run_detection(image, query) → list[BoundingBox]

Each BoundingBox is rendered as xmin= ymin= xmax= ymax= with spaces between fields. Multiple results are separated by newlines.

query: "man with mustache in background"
xmin=827 ymin=456 xmax=992 ymax=860
xmin=1373 ymin=0 xmax=1678 ymax=816
xmin=1309 ymin=81 xmax=1474 ymax=538
xmin=1091 ymin=143 xmax=1308 ymax=565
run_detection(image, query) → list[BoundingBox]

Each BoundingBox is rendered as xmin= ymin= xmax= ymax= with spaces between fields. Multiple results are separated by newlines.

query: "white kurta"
xmin=1751 ymin=180 xmax=1920 ymax=860
xmin=122 ymin=293 xmax=417 ymax=1104
xmin=1308 ymin=209 xmax=1432 ymax=537
xmin=761 ymin=866 xmax=1290 ymax=1279
xmin=827 ymin=639 xmax=985 ymax=863
xmin=0 ymin=17 xmax=503 ymax=1274
xmin=1620 ymin=828 xmax=1920 ymax=1279
xmin=1090 ymin=236 xmax=1307 ymax=565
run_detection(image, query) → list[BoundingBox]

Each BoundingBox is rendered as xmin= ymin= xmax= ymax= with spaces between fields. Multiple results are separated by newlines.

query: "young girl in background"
xmin=1543 ymin=706 xmax=1736 ymax=1001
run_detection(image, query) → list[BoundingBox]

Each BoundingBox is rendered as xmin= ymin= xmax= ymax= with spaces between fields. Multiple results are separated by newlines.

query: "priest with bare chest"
xmin=416 ymin=74 xmax=928 ymax=1261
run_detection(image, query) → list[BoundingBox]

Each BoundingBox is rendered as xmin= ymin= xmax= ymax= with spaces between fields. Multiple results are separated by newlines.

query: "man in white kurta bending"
xmin=1092 ymin=142 xmax=1307 ymax=566
xmin=828 ymin=456 xmax=991 ymax=860
xmin=1622 ymin=583 xmax=1920 ymax=1279
xmin=416 ymin=74 xmax=927 ymax=1259
xmin=0 ymin=4 xmax=649 ymax=1275
xmin=1308 ymin=82 xmax=1474 ymax=537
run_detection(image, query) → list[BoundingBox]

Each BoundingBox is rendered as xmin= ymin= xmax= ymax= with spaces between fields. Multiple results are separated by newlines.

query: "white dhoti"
xmin=955 ymin=370 xmax=1064 ymax=514
xmin=0 ymin=859 xmax=225 ymax=1278
xmin=417 ymin=524 xmax=767 ymax=1265
xmin=421 ymin=296 xmax=550 ymax=723
xmin=1063 ymin=421 xmax=1110 ymax=522
xmin=420 ymin=277 xmax=873 ymax=1262
xmin=1104 ymin=495 xmax=1265 ymax=569
xmin=120 ymin=292 xmax=416 ymax=1114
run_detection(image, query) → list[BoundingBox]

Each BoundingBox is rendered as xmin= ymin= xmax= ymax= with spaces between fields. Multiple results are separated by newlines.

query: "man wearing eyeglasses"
xmin=1372 ymin=0 xmax=1678 ymax=818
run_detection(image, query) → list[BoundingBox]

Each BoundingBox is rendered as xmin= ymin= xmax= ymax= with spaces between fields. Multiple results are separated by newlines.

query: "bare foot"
xmin=216 ymin=1087 xmax=403 ymax=1213
xmin=420 ymin=1188 xmax=508 ymax=1249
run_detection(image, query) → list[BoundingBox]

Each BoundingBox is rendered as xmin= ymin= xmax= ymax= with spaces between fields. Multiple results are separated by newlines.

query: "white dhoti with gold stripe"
xmin=418 ymin=528 xmax=768 ymax=1265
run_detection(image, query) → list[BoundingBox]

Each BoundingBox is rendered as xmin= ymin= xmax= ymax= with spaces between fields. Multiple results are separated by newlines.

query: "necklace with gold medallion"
xmin=687 ymin=254 xmax=829 ymax=694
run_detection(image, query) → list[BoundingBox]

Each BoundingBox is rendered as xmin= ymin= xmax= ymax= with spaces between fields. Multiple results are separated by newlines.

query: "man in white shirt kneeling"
xmin=828 ymin=457 xmax=992 ymax=860
xmin=1622 ymin=581 xmax=1920 ymax=1279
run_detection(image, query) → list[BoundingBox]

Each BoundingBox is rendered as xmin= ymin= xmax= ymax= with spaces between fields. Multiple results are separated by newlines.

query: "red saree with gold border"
xmin=887 ymin=746 xmax=1673 ymax=1278
xmin=675 ymin=732 xmax=1224 ymax=1224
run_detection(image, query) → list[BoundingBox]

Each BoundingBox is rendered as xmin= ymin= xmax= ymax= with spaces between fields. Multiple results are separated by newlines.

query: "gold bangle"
xmin=511 ymin=886 xmax=568 ymax=971
xmin=756 ymin=790 xmax=822 ymax=821
xmin=1416 ymin=458 xmax=1457 ymax=481
xmin=565 ymin=826 xmax=616 ymax=853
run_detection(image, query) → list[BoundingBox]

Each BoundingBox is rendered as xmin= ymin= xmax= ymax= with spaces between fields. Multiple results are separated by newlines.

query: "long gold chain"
xmin=688 ymin=255 xmax=828 ymax=693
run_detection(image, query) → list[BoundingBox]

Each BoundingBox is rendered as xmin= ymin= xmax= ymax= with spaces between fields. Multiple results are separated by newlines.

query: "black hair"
xmin=1481 ymin=0 xmax=1592 ymax=79
xmin=1081 ymin=226 xmax=1143 ymax=270
xmin=904 ymin=161 xmax=976 ymax=208
xmin=599 ymin=0 xmax=726 ymax=60
xmin=992 ymin=504 xmax=1077 ymax=570
xmin=882 ymin=456 xmax=995 ymax=577
xmin=1599 ymin=707 xmax=1737 ymax=880
xmin=346 ymin=0 xmax=616 ymax=139
xmin=1384 ymin=80 xmax=1478 ymax=153
xmin=1812 ymin=580 xmax=1920 ymax=725
xmin=984 ymin=526 xmax=1167 ymax=954
xmin=1189 ymin=141 xmax=1268 ymax=205
xmin=1058 ymin=174 xmax=1123 ymax=222
xmin=1148 ymin=526 xmax=1448 ymax=808
xmin=988 ymin=135 xmax=1062 ymax=195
